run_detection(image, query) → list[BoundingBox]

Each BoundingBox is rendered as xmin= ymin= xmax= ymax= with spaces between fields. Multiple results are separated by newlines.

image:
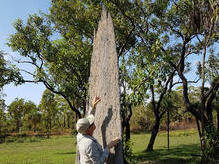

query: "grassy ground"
xmin=0 ymin=129 xmax=201 ymax=164
xmin=131 ymin=129 xmax=201 ymax=164
xmin=0 ymin=135 xmax=76 ymax=164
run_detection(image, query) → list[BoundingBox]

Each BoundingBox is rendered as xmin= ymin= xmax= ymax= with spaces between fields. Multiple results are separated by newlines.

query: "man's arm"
xmin=86 ymin=138 xmax=121 ymax=164
xmin=88 ymin=96 xmax=101 ymax=115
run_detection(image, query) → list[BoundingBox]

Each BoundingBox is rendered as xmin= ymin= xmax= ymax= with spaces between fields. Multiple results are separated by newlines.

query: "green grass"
xmin=0 ymin=129 xmax=201 ymax=164
xmin=131 ymin=129 xmax=201 ymax=164
xmin=0 ymin=135 xmax=76 ymax=164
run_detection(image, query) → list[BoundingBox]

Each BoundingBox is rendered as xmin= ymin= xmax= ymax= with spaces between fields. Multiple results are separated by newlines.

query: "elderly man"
xmin=76 ymin=97 xmax=120 ymax=164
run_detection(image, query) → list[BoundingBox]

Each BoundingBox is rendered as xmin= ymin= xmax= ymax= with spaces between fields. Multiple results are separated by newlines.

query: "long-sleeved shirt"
xmin=76 ymin=133 xmax=109 ymax=164
xmin=76 ymin=105 xmax=109 ymax=163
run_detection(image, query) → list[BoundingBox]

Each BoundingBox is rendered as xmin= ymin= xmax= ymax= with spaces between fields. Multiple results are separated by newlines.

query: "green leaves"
xmin=0 ymin=51 xmax=23 ymax=89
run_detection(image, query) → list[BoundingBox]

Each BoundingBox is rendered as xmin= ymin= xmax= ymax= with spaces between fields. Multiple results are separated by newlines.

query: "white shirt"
xmin=77 ymin=133 xmax=109 ymax=164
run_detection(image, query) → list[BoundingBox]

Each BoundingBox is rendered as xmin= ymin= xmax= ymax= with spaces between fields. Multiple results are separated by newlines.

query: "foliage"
xmin=0 ymin=50 xmax=22 ymax=90
xmin=0 ymin=98 xmax=7 ymax=142
xmin=203 ymin=123 xmax=219 ymax=161
xmin=39 ymin=89 xmax=57 ymax=137
xmin=130 ymin=105 xmax=154 ymax=132
xmin=147 ymin=0 xmax=218 ymax=159
xmin=7 ymin=0 xmax=138 ymax=118
xmin=123 ymin=135 xmax=136 ymax=164
xmin=7 ymin=98 xmax=26 ymax=132
xmin=7 ymin=98 xmax=39 ymax=133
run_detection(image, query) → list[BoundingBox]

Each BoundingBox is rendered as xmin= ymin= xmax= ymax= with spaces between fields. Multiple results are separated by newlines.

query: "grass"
xmin=0 ymin=135 xmax=76 ymax=164
xmin=131 ymin=129 xmax=201 ymax=164
xmin=0 ymin=129 xmax=201 ymax=164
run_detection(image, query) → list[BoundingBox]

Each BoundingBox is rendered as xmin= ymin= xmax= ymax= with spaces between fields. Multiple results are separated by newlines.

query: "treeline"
xmin=0 ymin=86 xmax=217 ymax=139
xmin=129 ymin=87 xmax=218 ymax=132
xmin=0 ymin=89 xmax=76 ymax=139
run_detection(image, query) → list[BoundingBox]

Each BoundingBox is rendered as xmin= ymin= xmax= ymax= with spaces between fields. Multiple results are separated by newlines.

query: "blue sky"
xmin=1 ymin=0 xmax=51 ymax=105
xmin=1 ymin=1 xmax=218 ymax=106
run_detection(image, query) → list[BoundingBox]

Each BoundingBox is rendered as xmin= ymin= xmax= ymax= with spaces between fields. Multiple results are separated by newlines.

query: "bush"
xmin=5 ymin=137 xmax=16 ymax=143
xmin=123 ymin=136 xmax=136 ymax=164
xmin=130 ymin=105 xmax=154 ymax=133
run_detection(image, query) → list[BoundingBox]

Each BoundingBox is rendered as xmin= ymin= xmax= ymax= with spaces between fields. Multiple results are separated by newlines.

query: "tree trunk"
xmin=67 ymin=115 xmax=70 ymax=128
xmin=195 ymin=118 xmax=203 ymax=149
xmin=53 ymin=119 xmax=55 ymax=128
xmin=167 ymin=108 xmax=170 ymax=150
xmin=217 ymin=110 xmax=219 ymax=132
xmin=123 ymin=103 xmax=132 ymax=142
xmin=63 ymin=114 xmax=66 ymax=128
xmin=146 ymin=118 xmax=160 ymax=151
xmin=125 ymin=121 xmax=130 ymax=142
xmin=16 ymin=119 xmax=20 ymax=133
xmin=50 ymin=118 xmax=52 ymax=130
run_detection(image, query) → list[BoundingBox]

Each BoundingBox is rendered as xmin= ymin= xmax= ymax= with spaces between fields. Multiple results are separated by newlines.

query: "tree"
xmin=8 ymin=98 xmax=25 ymax=132
xmin=117 ymin=0 xmax=218 ymax=155
xmin=154 ymin=0 xmax=218 ymax=160
xmin=22 ymin=101 xmax=39 ymax=131
xmin=55 ymin=95 xmax=74 ymax=128
xmin=7 ymin=0 xmax=137 ymax=120
xmin=0 ymin=98 xmax=7 ymax=139
xmin=39 ymin=89 xmax=57 ymax=138
xmin=8 ymin=14 xmax=85 ymax=118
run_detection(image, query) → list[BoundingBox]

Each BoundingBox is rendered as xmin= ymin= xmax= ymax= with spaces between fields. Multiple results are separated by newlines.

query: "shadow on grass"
xmin=134 ymin=144 xmax=202 ymax=164
xmin=56 ymin=151 xmax=76 ymax=155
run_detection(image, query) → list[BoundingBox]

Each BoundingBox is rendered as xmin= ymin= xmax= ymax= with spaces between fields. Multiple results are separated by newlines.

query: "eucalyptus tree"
xmin=8 ymin=0 xmax=138 ymax=120
xmin=54 ymin=95 xmax=73 ymax=128
xmin=115 ymin=0 xmax=178 ymax=151
xmin=127 ymin=42 xmax=177 ymax=151
xmin=8 ymin=98 xmax=26 ymax=132
xmin=39 ymin=89 xmax=57 ymax=137
xmin=152 ymin=0 xmax=219 ymax=160
xmin=27 ymin=107 xmax=42 ymax=132
xmin=8 ymin=15 xmax=85 ymax=118
xmin=0 ymin=98 xmax=7 ymax=138
xmin=22 ymin=101 xmax=39 ymax=131
xmin=117 ymin=0 xmax=218 ymax=155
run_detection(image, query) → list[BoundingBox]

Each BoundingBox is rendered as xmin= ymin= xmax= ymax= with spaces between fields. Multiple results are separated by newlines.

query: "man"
xmin=76 ymin=96 xmax=120 ymax=164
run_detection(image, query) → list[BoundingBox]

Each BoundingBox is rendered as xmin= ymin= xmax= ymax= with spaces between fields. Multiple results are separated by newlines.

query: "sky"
xmin=1 ymin=1 xmax=218 ymax=106
xmin=1 ymin=0 xmax=51 ymax=105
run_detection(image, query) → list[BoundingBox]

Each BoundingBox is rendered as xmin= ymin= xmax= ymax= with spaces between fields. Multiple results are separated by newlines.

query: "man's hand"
xmin=92 ymin=96 xmax=101 ymax=109
xmin=107 ymin=138 xmax=121 ymax=149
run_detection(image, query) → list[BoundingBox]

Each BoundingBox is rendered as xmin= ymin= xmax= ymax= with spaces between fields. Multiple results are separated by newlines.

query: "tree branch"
xmin=118 ymin=26 xmax=135 ymax=57
xmin=171 ymin=78 xmax=200 ymax=87
xmin=157 ymin=70 xmax=176 ymax=115
xmin=204 ymin=77 xmax=219 ymax=100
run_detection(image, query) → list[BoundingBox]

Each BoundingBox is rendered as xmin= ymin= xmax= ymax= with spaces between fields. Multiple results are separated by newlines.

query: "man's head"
xmin=76 ymin=114 xmax=96 ymax=136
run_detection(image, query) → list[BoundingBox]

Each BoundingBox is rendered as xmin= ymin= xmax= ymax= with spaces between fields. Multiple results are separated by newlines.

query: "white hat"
xmin=76 ymin=114 xmax=95 ymax=134
xmin=76 ymin=118 xmax=90 ymax=134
